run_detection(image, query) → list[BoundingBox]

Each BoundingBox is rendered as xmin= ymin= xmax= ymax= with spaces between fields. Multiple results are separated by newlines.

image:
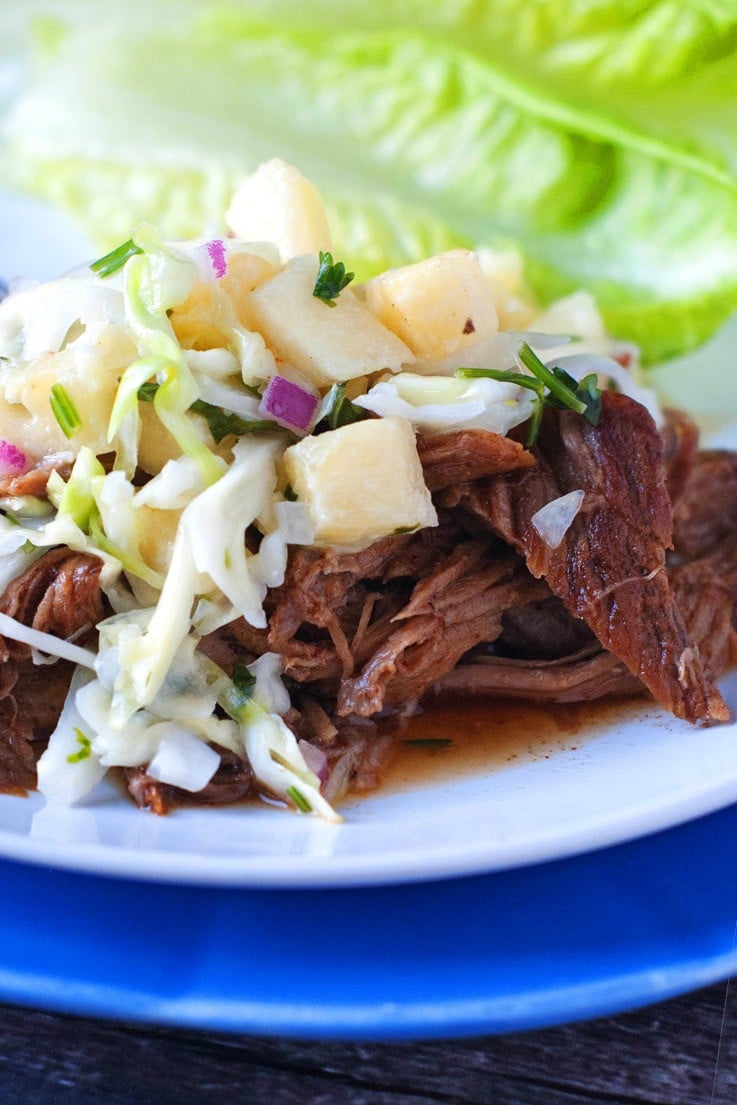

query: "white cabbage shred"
xmin=0 ymin=165 xmax=644 ymax=824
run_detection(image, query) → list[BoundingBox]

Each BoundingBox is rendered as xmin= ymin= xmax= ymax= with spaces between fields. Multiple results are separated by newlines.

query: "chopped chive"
xmin=49 ymin=383 xmax=82 ymax=439
xmin=313 ymin=251 xmax=354 ymax=307
xmin=66 ymin=728 xmax=92 ymax=764
xmin=393 ymin=524 xmax=420 ymax=535
xmin=287 ymin=785 xmax=312 ymax=812
xmin=90 ymin=238 xmax=143 ymax=278
xmin=402 ymin=738 xmax=453 ymax=749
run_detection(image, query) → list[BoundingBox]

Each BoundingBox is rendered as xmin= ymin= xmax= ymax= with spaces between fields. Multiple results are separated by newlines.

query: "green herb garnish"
xmin=90 ymin=238 xmax=144 ymax=278
xmin=49 ymin=383 xmax=82 ymax=439
xmin=313 ymin=251 xmax=354 ymax=307
xmin=283 ymin=484 xmax=298 ymax=502
xmin=287 ymin=785 xmax=312 ymax=812
xmin=66 ymin=728 xmax=92 ymax=764
xmin=393 ymin=524 xmax=420 ymax=535
xmin=317 ymin=383 xmax=367 ymax=432
xmin=402 ymin=738 xmax=453 ymax=749
xmin=228 ymin=663 xmax=256 ymax=713
xmin=136 ymin=380 xmax=160 ymax=403
xmin=137 ymin=383 xmax=280 ymax=443
xmin=189 ymin=399 xmax=280 ymax=444
xmin=456 ymin=341 xmax=602 ymax=445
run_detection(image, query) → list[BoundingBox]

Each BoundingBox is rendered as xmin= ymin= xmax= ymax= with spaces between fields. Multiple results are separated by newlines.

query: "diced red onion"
xmin=192 ymin=239 xmax=229 ymax=282
xmin=207 ymin=240 xmax=228 ymax=279
xmin=298 ymin=739 xmax=329 ymax=784
xmin=0 ymin=440 xmax=27 ymax=476
xmin=531 ymin=489 xmax=585 ymax=548
xmin=258 ymin=375 xmax=319 ymax=434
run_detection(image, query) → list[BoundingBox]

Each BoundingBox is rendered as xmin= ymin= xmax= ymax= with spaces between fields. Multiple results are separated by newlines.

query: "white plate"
xmin=0 ymin=189 xmax=736 ymax=889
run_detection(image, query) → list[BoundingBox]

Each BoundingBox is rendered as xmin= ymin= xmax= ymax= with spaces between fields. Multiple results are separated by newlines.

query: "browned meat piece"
xmin=672 ymin=450 xmax=737 ymax=560
xmin=336 ymin=545 xmax=546 ymax=717
xmin=126 ymin=749 xmax=253 ymax=815
xmin=437 ymin=647 xmax=641 ymax=703
xmin=495 ymin=595 xmax=596 ymax=661
xmin=660 ymin=408 xmax=700 ymax=503
xmin=0 ymin=454 xmax=73 ymax=499
xmin=416 ymin=429 xmax=535 ymax=492
xmin=445 ymin=393 xmax=729 ymax=724
xmin=225 ymin=526 xmax=462 ymax=685
xmin=439 ymin=553 xmax=737 ymax=705
xmin=0 ymin=547 xmax=105 ymax=661
xmin=0 ymin=662 xmax=36 ymax=792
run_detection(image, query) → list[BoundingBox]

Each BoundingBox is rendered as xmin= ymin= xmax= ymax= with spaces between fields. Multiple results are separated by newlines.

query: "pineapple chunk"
xmin=226 ymin=159 xmax=333 ymax=262
xmin=364 ymin=250 xmax=499 ymax=359
xmin=282 ymin=417 xmax=437 ymax=550
xmin=170 ymin=252 xmax=277 ymax=350
xmin=0 ymin=322 xmax=136 ymax=459
xmin=248 ymin=256 xmax=413 ymax=388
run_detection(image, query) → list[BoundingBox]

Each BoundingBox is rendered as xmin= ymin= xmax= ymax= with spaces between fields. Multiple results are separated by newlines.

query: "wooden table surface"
xmin=2 ymin=981 xmax=735 ymax=1104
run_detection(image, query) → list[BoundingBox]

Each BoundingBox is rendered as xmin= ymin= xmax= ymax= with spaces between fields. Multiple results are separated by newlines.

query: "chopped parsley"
xmin=317 ymin=383 xmax=367 ymax=432
xmin=137 ymin=383 xmax=280 ymax=443
xmin=456 ymin=341 xmax=602 ymax=446
xmin=49 ymin=383 xmax=82 ymax=439
xmin=66 ymin=728 xmax=92 ymax=764
xmin=229 ymin=664 xmax=256 ymax=713
xmin=312 ymin=251 xmax=354 ymax=307
xmin=189 ymin=400 xmax=279 ymax=444
xmin=90 ymin=238 xmax=144 ymax=278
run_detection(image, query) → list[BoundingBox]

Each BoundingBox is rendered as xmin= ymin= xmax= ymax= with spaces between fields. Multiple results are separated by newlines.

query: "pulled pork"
xmin=1 ymin=398 xmax=735 ymax=812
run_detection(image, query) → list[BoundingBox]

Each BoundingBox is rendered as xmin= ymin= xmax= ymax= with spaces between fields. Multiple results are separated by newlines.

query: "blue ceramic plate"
xmin=1 ymin=803 xmax=736 ymax=1040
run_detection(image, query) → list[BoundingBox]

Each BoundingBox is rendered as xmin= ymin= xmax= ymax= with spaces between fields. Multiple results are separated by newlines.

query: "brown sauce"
xmin=377 ymin=693 xmax=647 ymax=794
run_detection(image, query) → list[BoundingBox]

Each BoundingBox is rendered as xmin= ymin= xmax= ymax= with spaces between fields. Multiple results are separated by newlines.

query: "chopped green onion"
xmin=313 ymin=251 xmax=354 ymax=307
xmin=287 ymin=785 xmax=312 ymax=812
xmin=517 ymin=343 xmax=601 ymax=423
xmin=283 ymin=484 xmax=298 ymax=502
xmin=90 ymin=238 xmax=143 ymax=278
xmin=66 ymin=728 xmax=92 ymax=764
xmin=393 ymin=524 xmax=420 ymax=535
xmin=455 ymin=341 xmax=602 ymax=445
xmin=49 ymin=384 xmax=82 ymax=439
xmin=402 ymin=738 xmax=453 ymax=749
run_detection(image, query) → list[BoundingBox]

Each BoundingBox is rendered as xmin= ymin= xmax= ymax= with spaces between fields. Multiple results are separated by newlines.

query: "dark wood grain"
xmin=1 ymin=981 xmax=735 ymax=1105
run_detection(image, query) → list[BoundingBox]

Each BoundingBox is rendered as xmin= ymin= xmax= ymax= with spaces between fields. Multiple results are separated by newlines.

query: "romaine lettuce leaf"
xmin=5 ymin=9 xmax=737 ymax=361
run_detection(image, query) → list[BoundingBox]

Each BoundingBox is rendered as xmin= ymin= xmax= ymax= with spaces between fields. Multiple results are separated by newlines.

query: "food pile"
xmin=0 ymin=160 xmax=734 ymax=821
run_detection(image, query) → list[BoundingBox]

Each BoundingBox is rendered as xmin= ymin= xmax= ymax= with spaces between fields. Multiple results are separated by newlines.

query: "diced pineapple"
xmin=282 ymin=417 xmax=437 ymax=550
xmin=0 ymin=322 xmax=136 ymax=460
xmin=532 ymin=291 xmax=606 ymax=343
xmin=364 ymin=250 xmax=498 ymax=359
xmin=475 ymin=248 xmax=537 ymax=331
xmin=170 ymin=252 xmax=277 ymax=350
xmin=226 ymin=159 xmax=333 ymax=262
xmin=248 ymin=256 xmax=413 ymax=388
